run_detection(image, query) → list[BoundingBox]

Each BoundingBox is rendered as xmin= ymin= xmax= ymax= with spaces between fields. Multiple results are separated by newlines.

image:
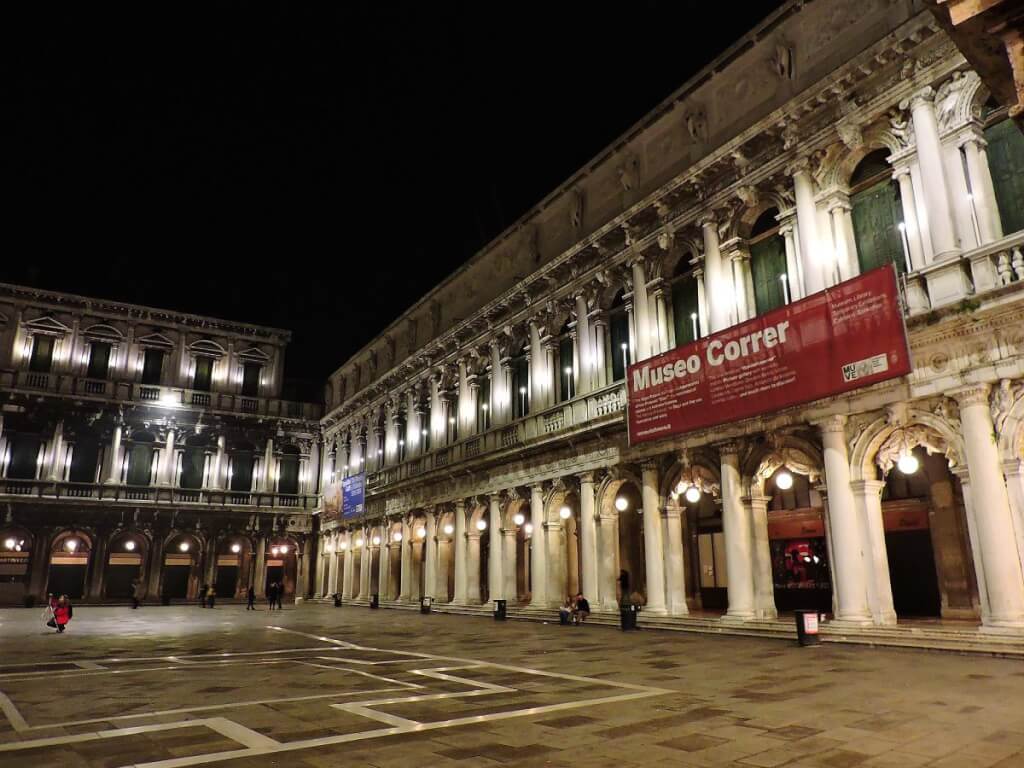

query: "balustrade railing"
xmin=0 ymin=479 xmax=316 ymax=509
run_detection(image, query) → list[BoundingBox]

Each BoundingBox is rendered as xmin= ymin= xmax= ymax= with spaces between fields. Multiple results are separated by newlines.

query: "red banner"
xmin=627 ymin=266 xmax=911 ymax=444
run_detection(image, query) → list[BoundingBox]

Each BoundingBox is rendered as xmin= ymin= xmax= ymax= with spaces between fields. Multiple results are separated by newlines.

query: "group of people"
xmin=197 ymin=582 xmax=285 ymax=609
xmin=265 ymin=581 xmax=285 ymax=610
xmin=559 ymin=593 xmax=591 ymax=625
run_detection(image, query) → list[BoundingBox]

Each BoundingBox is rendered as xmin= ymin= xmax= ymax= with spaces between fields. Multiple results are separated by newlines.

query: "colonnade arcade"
xmin=318 ymin=381 xmax=1024 ymax=630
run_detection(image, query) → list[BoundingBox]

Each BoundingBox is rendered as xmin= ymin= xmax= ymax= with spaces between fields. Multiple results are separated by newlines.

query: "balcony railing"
xmin=364 ymin=382 xmax=626 ymax=493
xmin=0 ymin=480 xmax=318 ymax=510
xmin=0 ymin=370 xmax=320 ymax=421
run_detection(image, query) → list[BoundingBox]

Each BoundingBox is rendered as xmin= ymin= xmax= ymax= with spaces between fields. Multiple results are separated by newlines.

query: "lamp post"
xmin=690 ymin=312 xmax=699 ymax=341
xmin=564 ymin=366 xmax=574 ymax=399
xmin=620 ymin=342 xmax=628 ymax=376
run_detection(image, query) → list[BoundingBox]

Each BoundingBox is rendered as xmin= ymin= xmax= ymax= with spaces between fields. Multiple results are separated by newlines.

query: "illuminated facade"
xmin=316 ymin=0 xmax=1024 ymax=637
xmin=0 ymin=284 xmax=320 ymax=605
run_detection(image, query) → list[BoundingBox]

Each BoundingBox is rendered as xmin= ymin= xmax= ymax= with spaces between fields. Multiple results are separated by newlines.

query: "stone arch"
xmin=815 ymin=123 xmax=905 ymax=192
xmin=47 ymin=528 xmax=94 ymax=600
xmin=733 ymin=198 xmax=780 ymax=241
xmin=849 ymin=408 xmax=966 ymax=482
xmin=743 ymin=433 xmax=823 ymax=489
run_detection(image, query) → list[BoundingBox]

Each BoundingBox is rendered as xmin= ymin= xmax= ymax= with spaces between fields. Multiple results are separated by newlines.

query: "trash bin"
xmin=620 ymin=603 xmax=639 ymax=631
xmin=794 ymin=609 xmax=821 ymax=646
xmin=333 ymin=593 xmax=342 ymax=607
xmin=420 ymin=596 xmax=432 ymax=614
xmin=370 ymin=593 xmax=379 ymax=609
xmin=494 ymin=599 xmax=507 ymax=621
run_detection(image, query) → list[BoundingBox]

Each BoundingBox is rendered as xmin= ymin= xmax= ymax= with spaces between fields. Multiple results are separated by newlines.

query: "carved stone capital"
xmin=813 ymin=414 xmax=848 ymax=435
xmin=951 ymin=383 xmax=991 ymax=409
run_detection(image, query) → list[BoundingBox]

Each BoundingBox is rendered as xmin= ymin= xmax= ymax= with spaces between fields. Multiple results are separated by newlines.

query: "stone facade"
xmin=0 ymin=283 xmax=321 ymax=605
xmin=316 ymin=0 xmax=1024 ymax=633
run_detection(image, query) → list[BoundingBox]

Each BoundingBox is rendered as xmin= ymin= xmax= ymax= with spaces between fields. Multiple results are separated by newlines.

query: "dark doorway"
xmin=105 ymin=565 xmax=140 ymax=599
xmin=886 ymin=530 xmax=942 ymax=618
xmin=163 ymin=565 xmax=190 ymax=599
xmin=48 ymin=563 xmax=87 ymax=599
xmin=215 ymin=565 xmax=238 ymax=598
xmin=265 ymin=565 xmax=283 ymax=595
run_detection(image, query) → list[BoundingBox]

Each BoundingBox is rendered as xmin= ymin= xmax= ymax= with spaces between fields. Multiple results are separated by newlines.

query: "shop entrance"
xmin=215 ymin=558 xmax=239 ymax=598
xmin=162 ymin=559 xmax=191 ymax=599
xmin=265 ymin=562 xmax=284 ymax=595
xmin=49 ymin=556 xmax=88 ymax=599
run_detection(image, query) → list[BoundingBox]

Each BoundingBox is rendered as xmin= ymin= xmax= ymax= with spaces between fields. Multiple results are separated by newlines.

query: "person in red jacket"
xmin=53 ymin=595 xmax=73 ymax=633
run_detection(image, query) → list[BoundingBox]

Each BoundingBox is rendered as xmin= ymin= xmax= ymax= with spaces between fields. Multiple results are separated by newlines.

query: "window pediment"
xmin=23 ymin=315 xmax=71 ymax=335
xmin=138 ymin=332 xmax=175 ymax=348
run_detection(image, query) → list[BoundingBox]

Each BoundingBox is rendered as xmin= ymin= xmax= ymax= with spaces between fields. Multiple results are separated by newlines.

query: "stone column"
xmin=359 ymin=530 xmax=371 ymax=599
xmin=955 ymin=385 xmax=1024 ymax=627
xmin=423 ymin=512 xmax=437 ymax=600
xmin=107 ymin=423 xmax=123 ymax=484
xmin=253 ymin=536 xmax=267 ymax=598
xmin=817 ymin=415 xmax=872 ymax=624
xmin=700 ymin=214 xmax=731 ymax=333
xmin=664 ymin=507 xmax=689 ymax=615
xmin=575 ymin=293 xmax=593 ymax=395
xmin=398 ymin=521 xmax=412 ymax=600
xmin=488 ymin=494 xmax=504 ymax=601
xmin=377 ymin=528 xmax=389 ymax=599
xmin=160 ymin=428 xmax=176 ymax=486
xmin=466 ymin=529 xmax=482 ymax=603
xmin=47 ymin=420 xmax=65 ymax=481
xmin=577 ymin=473 xmax=599 ymax=606
xmin=719 ymin=443 xmax=755 ymax=620
xmin=746 ymin=489 xmax=777 ymax=620
xmin=86 ymin=532 xmax=108 ymax=601
xmin=145 ymin=535 xmax=163 ymax=599
xmin=529 ymin=321 xmax=545 ymax=412
xmin=693 ymin=266 xmax=709 ymax=337
xmin=597 ymin=510 xmax=619 ymax=611
xmin=904 ymin=88 xmax=959 ymax=260
xmin=28 ymin=530 xmax=51 ymax=600
xmin=261 ymin=438 xmax=274 ymax=493
xmin=851 ymin=479 xmax=897 ymax=625
xmin=650 ymin=286 xmax=669 ymax=355
xmin=779 ymin=220 xmax=802 ymax=301
xmin=962 ymin=135 xmax=1003 ymax=243
xmin=502 ymin=526 xmax=517 ymax=602
xmin=828 ymin=199 xmax=859 ymax=282
xmin=640 ymin=461 xmax=667 ymax=614
xmin=892 ymin=167 xmax=928 ymax=271
xmin=453 ymin=500 xmax=468 ymax=604
xmin=790 ymin=158 xmax=827 ymax=295
xmin=592 ymin=316 xmax=608 ymax=388
xmin=630 ymin=256 xmax=653 ymax=361
xmin=528 ymin=484 xmax=548 ymax=608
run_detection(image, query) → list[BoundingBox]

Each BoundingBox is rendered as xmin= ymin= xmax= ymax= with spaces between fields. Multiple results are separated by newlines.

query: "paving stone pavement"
xmin=1 ymin=603 xmax=1023 ymax=767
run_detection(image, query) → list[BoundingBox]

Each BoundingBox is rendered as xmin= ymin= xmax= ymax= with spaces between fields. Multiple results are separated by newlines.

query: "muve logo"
xmin=842 ymin=353 xmax=888 ymax=383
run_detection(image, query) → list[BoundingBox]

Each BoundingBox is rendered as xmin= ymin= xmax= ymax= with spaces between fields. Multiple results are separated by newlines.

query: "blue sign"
xmin=342 ymin=473 xmax=365 ymax=519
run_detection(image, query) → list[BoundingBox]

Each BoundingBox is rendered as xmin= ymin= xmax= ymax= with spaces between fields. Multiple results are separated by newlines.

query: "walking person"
xmin=266 ymin=580 xmax=277 ymax=611
xmin=131 ymin=578 xmax=145 ymax=609
xmin=618 ymin=570 xmax=630 ymax=605
xmin=206 ymin=584 xmax=216 ymax=609
xmin=246 ymin=584 xmax=255 ymax=610
xmin=199 ymin=583 xmax=208 ymax=608
xmin=51 ymin=595 xmax=73 ymax=633
xmin=274 ymin=581 xmax=284 ymax=611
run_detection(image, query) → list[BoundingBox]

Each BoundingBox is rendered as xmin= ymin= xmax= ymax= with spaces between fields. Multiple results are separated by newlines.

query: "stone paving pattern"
xmin=1 ymin=604 xmax=1023 ymax=767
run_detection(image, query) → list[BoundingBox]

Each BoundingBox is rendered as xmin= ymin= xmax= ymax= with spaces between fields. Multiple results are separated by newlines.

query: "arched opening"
xmin=105 ymin=532 xmax=146 ymax=599
xmin=850 ymin=149 xmax=906 ymax=274
xmin=48 ymin=531 xmax=91 ymax=599
xmin=614 ymin=481 xmax=645 ymax=603
xmin=467 ymin=505 xmax=487 ymax=604
xmin=0 ymin=529 xmax=32 ymax=605
xmin=609 ymin=290 xmax=631 ymax=382
xmin=387 ymin=523 xmax=403 ymax=600
xmin=670 ymin=255 xmax=700 ymax=347
xmin=765 ymin=467 xmax=832 ymax=613
xmin=551 ymin=493 xmax=581 ymax=603
xmin=878 ymin=445 xmax=976 ymax=620
xmin=126 ymin=431 xmax=157 ymax=487
xmin=368 ymin=527 xmax=383 ymax=597
xmin=350 ymin=531 xmax=364 ymax=598
xmin=228 ymin=441 xmax=257 ymax=493
xmin=266 ymin=538 xmax=297 ymax=599
xmin=984 ymin=104 xmax=1024 ymax=235
xmin=163 ymin=533 xmax=201 ymax=600
xmin=665 ymin=460 xmax=718 ymax=613
xmin=749 ymin=207 xmax=789 ymax=315
xmin=435 ymin=512 xmax=456 ymax=602
xmin=278 ymin=446 xmax=301 ymax=494
xmin=216 ymin=536 xmax=251 ymax=598
xmin=180 ymin=434 xmax=210 ymax=489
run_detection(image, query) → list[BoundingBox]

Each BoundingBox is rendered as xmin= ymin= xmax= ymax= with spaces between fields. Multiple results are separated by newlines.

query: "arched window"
xmin=850 ymin=149 xmax=906 ymax=274
xmin=5 ymin=435 xmax=42 ymax=479
xmin=278 ymin=446 xmax=300 ymax=495
xmin=984 ymin=109 xmax=1024 ymax=235
xmin=126 ymin=432 xmax=156 ymax=486
xmin=670 ymin=256 xmax=700 ymax=346
xmin=229 ymin=443 xmax=256 ymax=492
xmin=749 ymin=208 xmax=788 ymax=315
xmin=609 ymin=291 xmax=631 ymax=382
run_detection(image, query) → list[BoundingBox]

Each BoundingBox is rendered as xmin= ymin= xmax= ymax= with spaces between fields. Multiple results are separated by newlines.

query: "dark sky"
xmin=7 ymin=2 xmax=781 ymax=388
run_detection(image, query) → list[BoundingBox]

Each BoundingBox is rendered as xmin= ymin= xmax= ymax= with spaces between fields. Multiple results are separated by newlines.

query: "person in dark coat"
xmin=618 ymin=570 xmax=630 ymax=604
xmin=199 ymin=584 xmax=208 ymax=607
xmin=266 ymin=581 xmax=277 ymax=611
xmin=573 ymin=593 xmax=591 ymax=625
xmin=246 ymin=585 xmax=256 ymax=610
xmin=132 ymin=578 xmax=145 ymax=609
xmin=274 ymin=581 xmax=284 ymax=610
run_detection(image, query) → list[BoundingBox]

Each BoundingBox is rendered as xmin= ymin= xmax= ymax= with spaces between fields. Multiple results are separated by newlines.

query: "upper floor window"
xmin=29 ymin=335 xmax=54 ymax=373
xmin=193 ymin=356 xmax=213 ymax=392
xmin=396 ymin=420 xmax=407 ymax=463
xmin=558 ymin=334 xmax=574 ymax=402
xmin=447 ymin=398 xmax=459 ymax=443
xmin=477 ymin=376 xmax=491 ymax=432
xmin=180 ymin=435 xmax=209 ymax=489
xmin=141 ymin=348 xmax=164 ymax=385
xmin=68 ymin=437 xmax=100 ymax=483
xmin=749 ymin=208 xmax=789 ymax=315
xmin=5 ymin=435 xmax=42 ymax=480
xmin=609 ymin=292 xmax=631 ymax=382
xmin=87 ymin=341 xmax=111 ymax=380
xmin=511 ymin=354 xmax=530 ymax=418
xmin=126 ymin=432 xmax=156 ymax=486
xmin=420 ymin=404 xmax=432 ymax=452
xmin=671 ymin=259 xmax=700 ymax=347
xmin=850 ymin=150 xmax=906 ymax=275
xmin=278 ymin=446 xmax=300 ymax=494
xmin=242 ymin=362 xmax=261 ymax=397
xmin=984 ymin=113 xmax=1024 ymax=235
xmin=229 ymin=444 xmax=256 ymax=492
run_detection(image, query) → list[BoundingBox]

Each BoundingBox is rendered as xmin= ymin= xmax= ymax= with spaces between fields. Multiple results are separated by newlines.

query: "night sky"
xmin=7 ymin=2 xmax=782 ymax=389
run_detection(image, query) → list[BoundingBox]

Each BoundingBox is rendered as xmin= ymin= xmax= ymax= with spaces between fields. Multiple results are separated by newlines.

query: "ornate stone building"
xmin=0 ymin=284 xmax=320 ymax=605
xmin=315 ymin=0 xmax=1024 ymax=638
